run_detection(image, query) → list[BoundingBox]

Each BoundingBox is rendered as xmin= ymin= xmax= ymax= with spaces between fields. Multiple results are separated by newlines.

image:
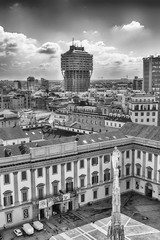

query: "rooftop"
xmin=0 ymin=126 xmax=27 ymax=141
xmin=120 ymin=122 xmax=160 ymax=141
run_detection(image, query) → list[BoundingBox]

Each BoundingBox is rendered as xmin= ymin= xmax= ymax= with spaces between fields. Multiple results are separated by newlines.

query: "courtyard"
xmin=2 ymin=192 xmax=160 ymax=239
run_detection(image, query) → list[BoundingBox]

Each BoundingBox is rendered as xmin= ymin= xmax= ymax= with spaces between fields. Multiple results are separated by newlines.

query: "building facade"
xmin=133 ymin=76 xmax=143 ymax=91
xmin=1 ymin=123 xmax=160 ymax=229
xmin=61 ymin=44 xmax=93 ymax=92
xmin=143 ymin=55 xmax=160 ymax=94
xmin=128 ymin=93 xmax=158 ymax=126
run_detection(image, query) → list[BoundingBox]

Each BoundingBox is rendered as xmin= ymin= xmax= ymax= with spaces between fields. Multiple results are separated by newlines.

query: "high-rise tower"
xmin=61 ymin=41 xmax=93 ymax=92
xmin=143 ymin=55 xmax=160 ymax=94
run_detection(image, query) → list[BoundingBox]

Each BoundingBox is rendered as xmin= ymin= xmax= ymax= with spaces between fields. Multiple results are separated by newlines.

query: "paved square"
xmin=50 ymin=214 xmax=160 ymax=240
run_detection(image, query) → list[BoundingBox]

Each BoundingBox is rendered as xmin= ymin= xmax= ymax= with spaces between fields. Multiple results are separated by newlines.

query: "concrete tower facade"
xmin=61 ymin=43 xmax=93 ymax=92
xmin=143 ymin=55 xmax=160 ymax=94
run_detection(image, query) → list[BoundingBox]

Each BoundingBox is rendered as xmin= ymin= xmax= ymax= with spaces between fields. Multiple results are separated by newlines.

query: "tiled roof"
xmin=77 ymin=130 xmax=126 ymax=145
xmin=120 ymin=122 xmax=160 ymax=141
xmin=23 ymin=129 xmax=43 ymax=141
xmin=0 ymin=127 xmax=27 ymax=140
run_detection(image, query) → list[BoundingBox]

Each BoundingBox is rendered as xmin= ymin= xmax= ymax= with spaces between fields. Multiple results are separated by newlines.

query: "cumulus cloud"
xmin=83 ymin=30 xmax=99 ymax=35
xmin=113 ymin=21 xmax=144 ymax=32
xmin=0 ymin=26 xmax=37 ymax=57
xmin=12 ymin=61 xmax=30 ymax=67
xmin=38 ymin=42 xmax=61 ymax=55
xmin=39 ymin=63 xmax=51 ymax=68
xmin=0 ymin=63 xmax=7 ymax=67
xmin=64 ymin=39 xmax=116 ymax=54
xmin=10 ymin=3 xmax=20 ymax=9
xmin=0 ymin=26 xmax=63 ymax=79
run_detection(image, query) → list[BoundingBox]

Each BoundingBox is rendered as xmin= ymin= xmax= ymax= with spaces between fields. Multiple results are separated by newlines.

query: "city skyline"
xmin=0 ymin=0 xmax=160 ymax=80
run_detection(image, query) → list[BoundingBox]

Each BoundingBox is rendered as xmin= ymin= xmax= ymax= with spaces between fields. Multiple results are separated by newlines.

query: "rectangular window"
xmin=135 ymin=119 xmax=138 ymax=122
xmin=81 ymin=194 xmax=85 ymax=203
xmin=38 ymin=188 xmax=43 ymax=199
xmin=23 ymin=209 xmax=29 ymax=219
xmin=37 ymin=168 xmax=43 ymax=177
xmin=4 ymin=174 xmax=10 ymax=184
xmin=147 ymin=112 xmax=150 ymax=116
xmin=92 ymin=175 xmax=98 ymax=184
xmin=104 ymin=155 xmax=110 ymax=163
xmin=147 ymin=118 xmax=149 ymax=122
xmin=105 ymin=187 xmax=109 ymax=196
xmin=66 ymin=182 xmax=73 ymax=192
xmin=141 ymin=112 xmax=144 ymax=116
xmin=21 ymin=171 xmax=27 ymax=181
xmin=52 ymin=165 xmax=57 ymax=174
xmin=4 ymin=195 xmax=13 ymax=206
xmin=152 ymin=112 xmax=155 ymax=116
xmin=6 ymin=213 xmax=12 ymax=223
xmin=147 ymin=170 xmax=152 ymax=179
xmin=136 ymin=167 xmax=140 ymax=176
xmin=80 ymin=178 xmax=85 ymax=188
xmin=135 ymin=112 xmax=138 ymax=116
xmin=67 ymin=162 xmax=71 ymax=171
xmin=80 ymin=160 xmax=84 ymax=169
xmin=92 ymin=157 xmax=98 ymax=166
xmin=53 ymin=185 xmax=58 ymax=195
xmin=126 ymin=151 xmax=130 ymax=158
xmin=126 ymin=181 xmax=130 ymax=189
xmin=137 ymin=150 xmax=141 ymax=159
xmin=93 ymin=190 xmax=97 ymax=199
xmin=126 ymin=166 xmax=130 ymax=176
xmin=22 ymin=191 xmax=28 ymax=202
xmin=148 ymin=153 xmax=152 ymax=162
xmin=152 ymin=119 xmax=155 ymax=122
xmin=104 ymin=171 xmax=110 ymax=181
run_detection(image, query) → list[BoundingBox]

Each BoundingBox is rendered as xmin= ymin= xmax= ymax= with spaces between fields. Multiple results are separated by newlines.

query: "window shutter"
xmin=10 ymin=195 xmax=13 ymax=204
xmin=4 ymin=197 xmax=6 ymax=206
xmin=71 ymin=182 xmax=73 ymax=191
xmin=92 ymin=176 xmax=94 ymax=184
xmin=104 ymin=173 xmax=106 ymax=181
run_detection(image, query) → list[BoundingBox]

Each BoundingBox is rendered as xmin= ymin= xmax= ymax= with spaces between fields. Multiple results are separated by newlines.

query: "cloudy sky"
xmin=0 ymin=0 xmax=160 ymax=80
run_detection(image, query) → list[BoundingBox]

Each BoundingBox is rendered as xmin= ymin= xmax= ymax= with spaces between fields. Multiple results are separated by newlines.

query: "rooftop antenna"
xmin=72 ymin=37 xmax=74 ymax=46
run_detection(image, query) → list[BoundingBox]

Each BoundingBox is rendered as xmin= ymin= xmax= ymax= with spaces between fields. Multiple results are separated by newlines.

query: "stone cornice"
xmin=1 ymin=137 xmax=160 ymax=172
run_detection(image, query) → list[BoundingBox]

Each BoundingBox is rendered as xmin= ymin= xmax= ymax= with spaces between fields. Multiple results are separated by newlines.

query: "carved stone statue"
xmin=108 ymin=147 xmax=125 ymax=240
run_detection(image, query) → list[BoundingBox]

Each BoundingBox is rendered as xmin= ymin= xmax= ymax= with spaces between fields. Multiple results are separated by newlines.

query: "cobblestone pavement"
xmin=2 ymin=192 xmax=160 ymax=239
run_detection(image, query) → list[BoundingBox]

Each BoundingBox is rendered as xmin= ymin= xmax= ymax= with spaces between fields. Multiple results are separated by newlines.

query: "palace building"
xmin=0 ymin=122 xmax=160 ymax=228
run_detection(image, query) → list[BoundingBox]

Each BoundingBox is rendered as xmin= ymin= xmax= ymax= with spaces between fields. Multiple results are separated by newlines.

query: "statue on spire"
xmin=107 ymin=147 xmax=125 ymax=240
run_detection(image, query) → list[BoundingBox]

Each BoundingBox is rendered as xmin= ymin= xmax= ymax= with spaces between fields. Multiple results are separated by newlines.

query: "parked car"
xmin=13 ymin=229 xmax=23 ymax=237
xmin=22 ymin=223 xmax=34 ymax=235
xmin=32 ymin=221 xmax=43 ymax=231
xmin=49 ymin=237 xmax=55 ymax=240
